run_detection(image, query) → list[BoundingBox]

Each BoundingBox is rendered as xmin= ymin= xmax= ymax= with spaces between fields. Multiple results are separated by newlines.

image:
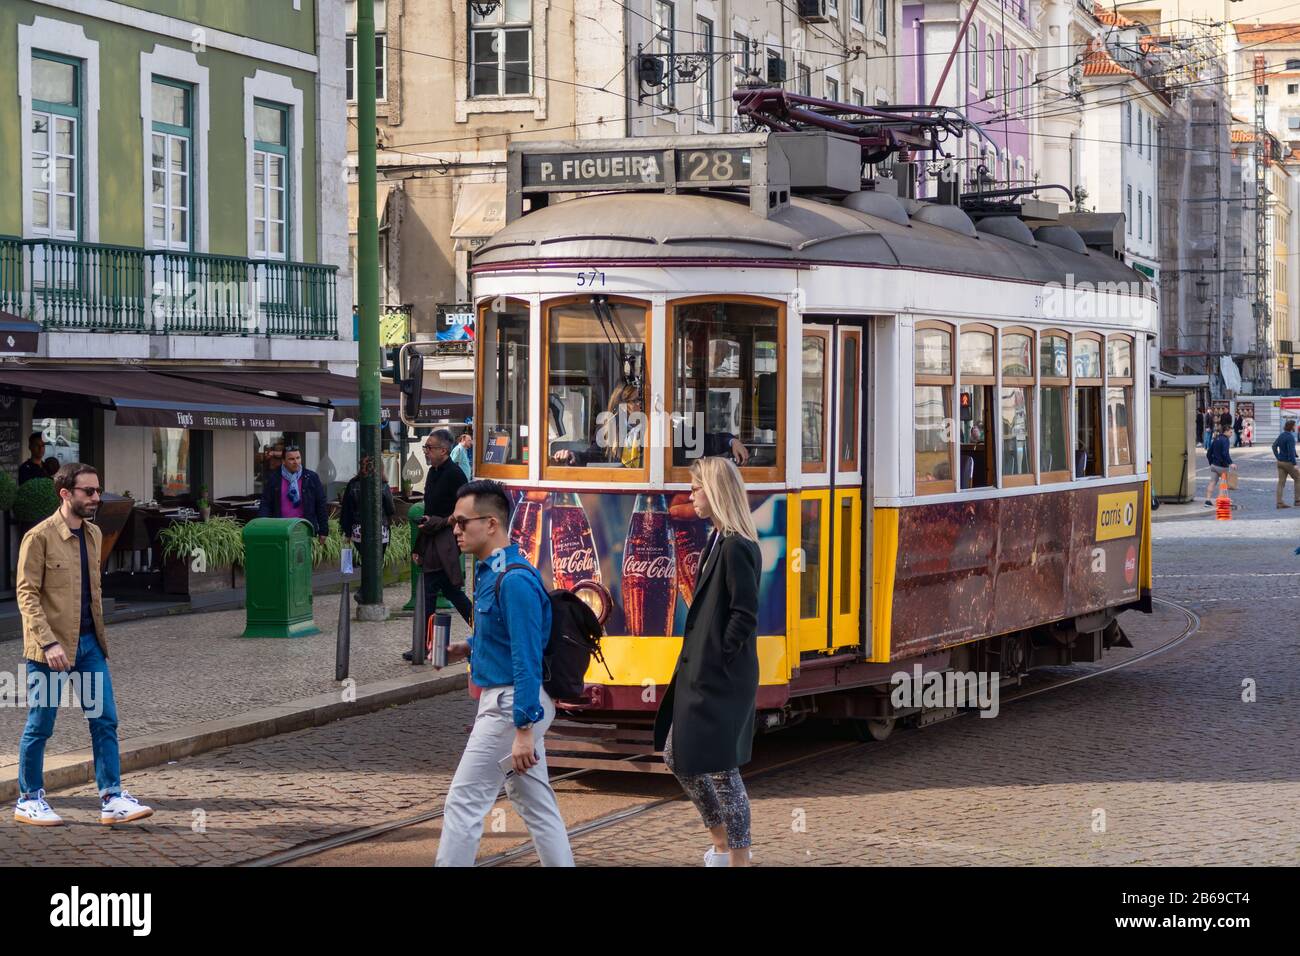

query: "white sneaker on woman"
xmin=14 ymin=789 xmax=63 ymax=827
xmin=703 ymin=847 xmax=731 ymax=867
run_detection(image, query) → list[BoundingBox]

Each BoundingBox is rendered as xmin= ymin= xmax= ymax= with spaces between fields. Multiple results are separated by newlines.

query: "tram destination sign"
xmin=521 ymin=147 xmax=751 ymax=191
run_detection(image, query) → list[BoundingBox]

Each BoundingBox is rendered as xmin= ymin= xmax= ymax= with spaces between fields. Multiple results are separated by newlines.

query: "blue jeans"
xmin=18 ymin=631 xmax=121 ymax=799
xmin=1203 ymin=429 xmax=1212 ymax=449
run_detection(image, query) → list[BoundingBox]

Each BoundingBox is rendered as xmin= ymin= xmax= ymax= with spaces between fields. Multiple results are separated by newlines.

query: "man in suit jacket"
xmin=413 ymin=430 xmax=471 ymax=634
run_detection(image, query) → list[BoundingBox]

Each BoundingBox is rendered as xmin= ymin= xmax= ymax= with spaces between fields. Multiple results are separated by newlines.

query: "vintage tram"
xmin=465 ymin=129 xmax=1155 ymax=765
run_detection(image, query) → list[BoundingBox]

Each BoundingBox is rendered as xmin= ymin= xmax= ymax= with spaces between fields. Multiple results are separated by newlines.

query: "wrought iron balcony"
xmin=0 ymin=235 xmax=338 ymax=338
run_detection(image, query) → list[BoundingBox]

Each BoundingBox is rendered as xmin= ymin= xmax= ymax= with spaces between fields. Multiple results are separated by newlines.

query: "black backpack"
xmin=494 ymin=564 xmax=611 ymax=701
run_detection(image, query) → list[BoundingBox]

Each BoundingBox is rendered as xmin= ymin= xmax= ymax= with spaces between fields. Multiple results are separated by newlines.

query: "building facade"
xmin=0 ymin=1 xmax=353 ymax=525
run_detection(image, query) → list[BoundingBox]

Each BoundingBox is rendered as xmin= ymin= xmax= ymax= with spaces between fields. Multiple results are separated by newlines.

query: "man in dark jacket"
xmin=1205 ymin=427 xmax=1233 ymax=505
xmin=257 ymin=445 xmax=329 ymax=540
xmin=406 ymin=430 xmax=471 ymax=662
xmin=17 ymin=433 xmax=46 ymax=485
xmin=1233 ymin=413 xmax=1244 ymax=448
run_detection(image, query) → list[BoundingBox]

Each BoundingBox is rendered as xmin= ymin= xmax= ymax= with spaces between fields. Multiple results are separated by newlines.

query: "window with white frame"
xmin=967 ymin=26 xmax=978 ymax=90
xmin=470 ymin=0 xmax=532 ymax=98
xmin=1017 ymin=55 xmax=1024 ymax=110
xmin=1137 ymin=188 xmax=1143 ymax=240
xmin=252 ymin=101 xmax=290 ymax=260
xmin=1004 ymin=45 xmax=1012 ymax=108
xmin=1147 ymin=194 xmax=1152 ymax=240
xmin=345 ymin=1 xmax=387 ymax=102
xmin=149 ymin=78 xmax=192 ymax=250
xmin=696 ymin=16 xmax=714 ymax=123
xmin=852 ymin=87 xmax=864 ymax=107
xmin=826 ymin=75 xmax=840 ymax=102
xmin=1126 ymin=102 xmax=1132 ymax=147
xmin=853 ymin=0 xmax=864 ymax=23
xmin=1126 ymin=183 xmax=1132 ymax=235
xmin=986 ymin=30 xmax=995 ymax=97
xmin=797 ymin=62 xmax=811 ymax=96
xmin=877 ymin=0 xmax=888 ymax=37
xmin=30 ymin=53 xmax=80 ymax=241
xmin=652 ymin=1 xmax=674 ymax=107
xmin=828 ymin=0 xmax=838 ymax=14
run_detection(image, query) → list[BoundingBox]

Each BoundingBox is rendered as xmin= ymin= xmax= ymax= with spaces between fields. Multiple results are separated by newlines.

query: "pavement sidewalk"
xmin=0 ymin=583 xmax=472 ymax=802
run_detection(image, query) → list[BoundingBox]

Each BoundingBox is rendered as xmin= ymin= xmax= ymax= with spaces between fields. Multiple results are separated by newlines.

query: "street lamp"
xmin=1195 ymin=272 xmax=1210 ymax=304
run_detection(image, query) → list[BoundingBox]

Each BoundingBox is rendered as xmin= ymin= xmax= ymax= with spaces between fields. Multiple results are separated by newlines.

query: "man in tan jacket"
xmin=13 ymin=463 xmax=153 ymax=827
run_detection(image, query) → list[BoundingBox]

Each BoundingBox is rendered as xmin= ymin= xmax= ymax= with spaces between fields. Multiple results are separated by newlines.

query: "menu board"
xmin=0 ymin=394 xmax=21 ymax=477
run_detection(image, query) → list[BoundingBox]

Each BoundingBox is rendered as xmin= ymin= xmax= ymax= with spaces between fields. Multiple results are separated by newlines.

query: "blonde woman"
xmin=652 ymin=456 xmax=761 ymax=866
xmin=551 ymin=383 xmax=644 ymax=468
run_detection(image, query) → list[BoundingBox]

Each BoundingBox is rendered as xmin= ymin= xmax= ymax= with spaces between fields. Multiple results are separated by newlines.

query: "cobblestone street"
xmin=1 ymin=449 xmax=1297 ymax=866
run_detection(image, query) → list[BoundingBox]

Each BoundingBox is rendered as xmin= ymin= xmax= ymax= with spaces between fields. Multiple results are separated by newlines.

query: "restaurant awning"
xmin=0 ymin=367 xmax=325 ymax=431
xmin=153 ymin=369 xmax=473 ymax=423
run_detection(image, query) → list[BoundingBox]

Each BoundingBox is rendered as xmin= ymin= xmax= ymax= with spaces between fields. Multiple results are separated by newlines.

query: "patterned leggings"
xmin=663 ymin=729 xmax=752 ymax=850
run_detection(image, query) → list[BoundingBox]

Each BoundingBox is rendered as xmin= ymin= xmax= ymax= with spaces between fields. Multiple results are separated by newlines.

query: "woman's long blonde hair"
xmin=690 ymin=456 xmax=758 ymax=542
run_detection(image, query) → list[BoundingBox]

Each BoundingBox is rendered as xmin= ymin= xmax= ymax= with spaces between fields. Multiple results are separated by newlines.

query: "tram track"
xmin=251 ymin=598 xmax=1198 ymax=868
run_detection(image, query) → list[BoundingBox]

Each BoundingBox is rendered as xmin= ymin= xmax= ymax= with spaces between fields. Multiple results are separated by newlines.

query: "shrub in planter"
xmin=159 ymin=517 xmax=244 ymax=595
xmin=13 ymin=477 xmax=59 ymax=524
xmin=0 ymin=471 xmax=18 ymax=511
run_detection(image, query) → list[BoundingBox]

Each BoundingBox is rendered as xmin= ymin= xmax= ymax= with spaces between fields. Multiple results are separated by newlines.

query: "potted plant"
xmin=13 ymin=477 xmax=60 ymax=527
xmin=158 ymin=516 xmax=244 ymax=598
xmin=197 ymin=485 xmax=210 ymax=522
xmin=0 ymin=471 xmax=18 ymax=512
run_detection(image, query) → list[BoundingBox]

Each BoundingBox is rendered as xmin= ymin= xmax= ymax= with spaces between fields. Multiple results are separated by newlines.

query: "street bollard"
xmin=432 ymin=612 xmax=451 ymax=668
xmin=410 ymin=570 xmax=427 ymax=665
xmin=336 ymin=580 xmax=351 ymax=682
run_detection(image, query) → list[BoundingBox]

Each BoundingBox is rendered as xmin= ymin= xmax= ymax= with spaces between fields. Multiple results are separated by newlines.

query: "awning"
xmin=0 ymin=367 xmax=325 ymax=431
xmin=451 ymin=181 xmax=506 ymax=251
xmin=347 ymin=181 xmax=394 ymax=229
xmin=0 ymin=310 xmax=41 ymax=355
xmin=154 ymin=369 xmax=472 ymax=423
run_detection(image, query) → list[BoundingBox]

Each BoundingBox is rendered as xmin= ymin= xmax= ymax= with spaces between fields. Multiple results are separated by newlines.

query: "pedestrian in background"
xmin=340 ymin=453 xmax=395 ymax=552
xmin=1195 ymin=409 xmax=1205 ymax=448
xmin=1233 ymin=412 xmax=1244 ymax=448
xmin=654 ymin=456 xmax=761 ymax=867
xmin=257 ymin=445 xmax=329 ymax=542
xmin=18 ymin=432 xmax=45 ymax=485
xmin=1220 ymin=408 xmax=1233 ymax=433
xmin=1272 ymin=420 xmax=1299 ymax=509
xmin=1202 ymin=409 xmax=1213 ymax=450
xmin=13 ymin=464 xmax=152 ymax=827
xmin=407 ymin=429 xmax=471 ymax=662
xmin=434 ymin=479 xmax=574 ymax=867
xmin=1205 ymin=426 xmax=1234 ymax=506
xmin=450 ymin=425 xmax=473 ymax=480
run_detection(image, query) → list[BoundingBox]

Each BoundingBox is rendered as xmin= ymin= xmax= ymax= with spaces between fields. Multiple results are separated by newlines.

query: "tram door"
xmin=795 ymin=323 xmax=865 ymax=654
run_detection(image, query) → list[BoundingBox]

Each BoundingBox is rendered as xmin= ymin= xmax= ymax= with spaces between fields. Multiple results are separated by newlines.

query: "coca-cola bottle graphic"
xmin=509 ymin=491 xmax=547 ymax=567
xmin=621 ymin=494 xmax=677 ymax=636
xmin=549 ymin=493 xmax=601 ymax=594
xmin=668 ymin=492 xmax=711 ymax=607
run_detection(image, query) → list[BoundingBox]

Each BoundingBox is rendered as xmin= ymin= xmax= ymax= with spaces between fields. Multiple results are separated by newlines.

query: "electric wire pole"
xmin=356 ymin=1 xmax=385 ymax=619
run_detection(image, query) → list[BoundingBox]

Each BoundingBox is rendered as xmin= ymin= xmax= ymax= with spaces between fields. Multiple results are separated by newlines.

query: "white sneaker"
xmin=703 ymin=847 xmax=731 ymax=867
xmin=99 ymin=791 xmax=153 ymax=825
xmin=14 ymin=789 xmax=63 ymax=827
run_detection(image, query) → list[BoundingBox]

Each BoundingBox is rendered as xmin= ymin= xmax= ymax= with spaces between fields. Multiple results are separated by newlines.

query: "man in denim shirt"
xmin=434 ymin=479 xmax=573 ymax=867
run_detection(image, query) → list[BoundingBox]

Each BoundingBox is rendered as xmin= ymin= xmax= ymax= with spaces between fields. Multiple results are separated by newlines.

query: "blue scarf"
xmin=281 ymin=465 xmax=304 ymax=506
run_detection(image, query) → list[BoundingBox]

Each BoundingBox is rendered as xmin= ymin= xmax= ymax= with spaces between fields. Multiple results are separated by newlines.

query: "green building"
xmin=0 ymin=1 xmax=362 ymax=602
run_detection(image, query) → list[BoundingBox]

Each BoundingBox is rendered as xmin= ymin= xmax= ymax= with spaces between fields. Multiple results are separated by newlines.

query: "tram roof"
xmin=473 ymin=190 xmax=1152 ymax=293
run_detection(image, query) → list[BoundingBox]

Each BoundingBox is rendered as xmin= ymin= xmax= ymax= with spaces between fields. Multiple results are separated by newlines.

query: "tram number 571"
xmin=576 ymin=269 xmax=607 ymax=288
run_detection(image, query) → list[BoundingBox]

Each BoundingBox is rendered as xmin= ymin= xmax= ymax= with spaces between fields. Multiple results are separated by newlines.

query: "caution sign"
xmin=1096 ymin=491 xmax=1139 ymax=541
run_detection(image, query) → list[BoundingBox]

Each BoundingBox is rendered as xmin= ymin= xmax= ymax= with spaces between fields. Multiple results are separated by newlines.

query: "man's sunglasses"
xmin=449 ymin=515 xmax=492 ymax=530
xmin=72 ymin=486 xmax=102 ymax=497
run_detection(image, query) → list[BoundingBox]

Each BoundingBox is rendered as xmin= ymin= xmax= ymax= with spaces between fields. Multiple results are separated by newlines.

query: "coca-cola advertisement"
xmin=621 ymin=494 xmax=677 ymax=636
xmin=502 ymin=488 xmax=786 ymax=637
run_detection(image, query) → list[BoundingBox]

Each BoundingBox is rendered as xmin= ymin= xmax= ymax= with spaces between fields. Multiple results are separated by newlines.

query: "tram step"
xmin=545 ymin=716 xmax=671 ymax=773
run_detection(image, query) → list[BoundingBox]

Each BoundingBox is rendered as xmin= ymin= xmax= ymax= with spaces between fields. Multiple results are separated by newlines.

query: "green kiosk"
xmin=241 ymin=518 xmax=321 ymax=638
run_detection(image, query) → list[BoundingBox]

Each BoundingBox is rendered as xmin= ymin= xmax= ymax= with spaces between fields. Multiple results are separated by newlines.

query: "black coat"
xmin=653 ymin=531 xmax=761 ymax=776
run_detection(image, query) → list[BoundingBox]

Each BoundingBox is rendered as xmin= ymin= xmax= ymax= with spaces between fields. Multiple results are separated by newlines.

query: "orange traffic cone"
xmin=1216 ymin=494 xmax=1233 ymax=520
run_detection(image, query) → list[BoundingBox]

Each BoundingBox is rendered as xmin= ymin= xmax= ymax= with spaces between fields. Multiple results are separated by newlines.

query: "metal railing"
xmin=0 ymin=235 xmax=339 ymax=337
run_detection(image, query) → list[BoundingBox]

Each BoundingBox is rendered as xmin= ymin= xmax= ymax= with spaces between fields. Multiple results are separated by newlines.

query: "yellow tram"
xmin=466 ymin=132 xmax=1155 ymax=759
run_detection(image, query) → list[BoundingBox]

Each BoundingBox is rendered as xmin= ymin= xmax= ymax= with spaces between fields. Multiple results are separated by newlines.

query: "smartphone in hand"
xmin=497 ymin=752 xmax=539 ymax=777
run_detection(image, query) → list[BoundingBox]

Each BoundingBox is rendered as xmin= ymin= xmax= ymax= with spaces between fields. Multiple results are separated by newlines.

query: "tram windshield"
xmin=671 ymin=301 xmax=779 ymax=469
xmin=547 ymin=299 xmax=648 ymax=469
xmin=481 ymin=304 xmax=530 ymax=467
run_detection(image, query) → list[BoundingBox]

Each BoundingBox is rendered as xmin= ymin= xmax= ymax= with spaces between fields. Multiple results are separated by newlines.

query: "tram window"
xmin=1075 ymin=339 xmax=1101 ymax=379
xmin=479 ymin=304 xmax=530 ymax=469
xmin=1040 ymin=386 xmax=1070 ymax=476
xmin=802 ymin=333 xmax=828 ymax=470
xmin=545 ymin=299 xmax=648 ymax=471
xmin=1107 ymin=338 xmax=1133 ymax=378
xmin=959 ymin=384 xmax=995 ymax=488
xmin=1106 ymin=387 xmax=1134 ymax=469
xmin=1040 ymin=335 xmax=1069 ymax=378
xmin=914 ymin=322 xmax=955 ymax=493
xmin=914 ymin=385 xmax=953 ymax=486
xmin=799 ymin=498 xmax=822 ymax=619
xmin=1000 ymin=387 xmax=1032 ymax=479
xmin=672 ymin=301 xmax=781 ymax=471
xmin=1075 ymin=387 xmax=1103 ymax=477
xmin=1000 ymin=333 xmax=1032 ymax=378
xmin=960 ymin=330 xmax=994 ymax=376
xmin=839 ymin=331 xmax=860 ymax=471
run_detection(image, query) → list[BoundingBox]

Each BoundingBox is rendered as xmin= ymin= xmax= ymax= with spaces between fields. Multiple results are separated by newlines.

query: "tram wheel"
xmin=845 ymin=717 xmax=895 ymax=742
